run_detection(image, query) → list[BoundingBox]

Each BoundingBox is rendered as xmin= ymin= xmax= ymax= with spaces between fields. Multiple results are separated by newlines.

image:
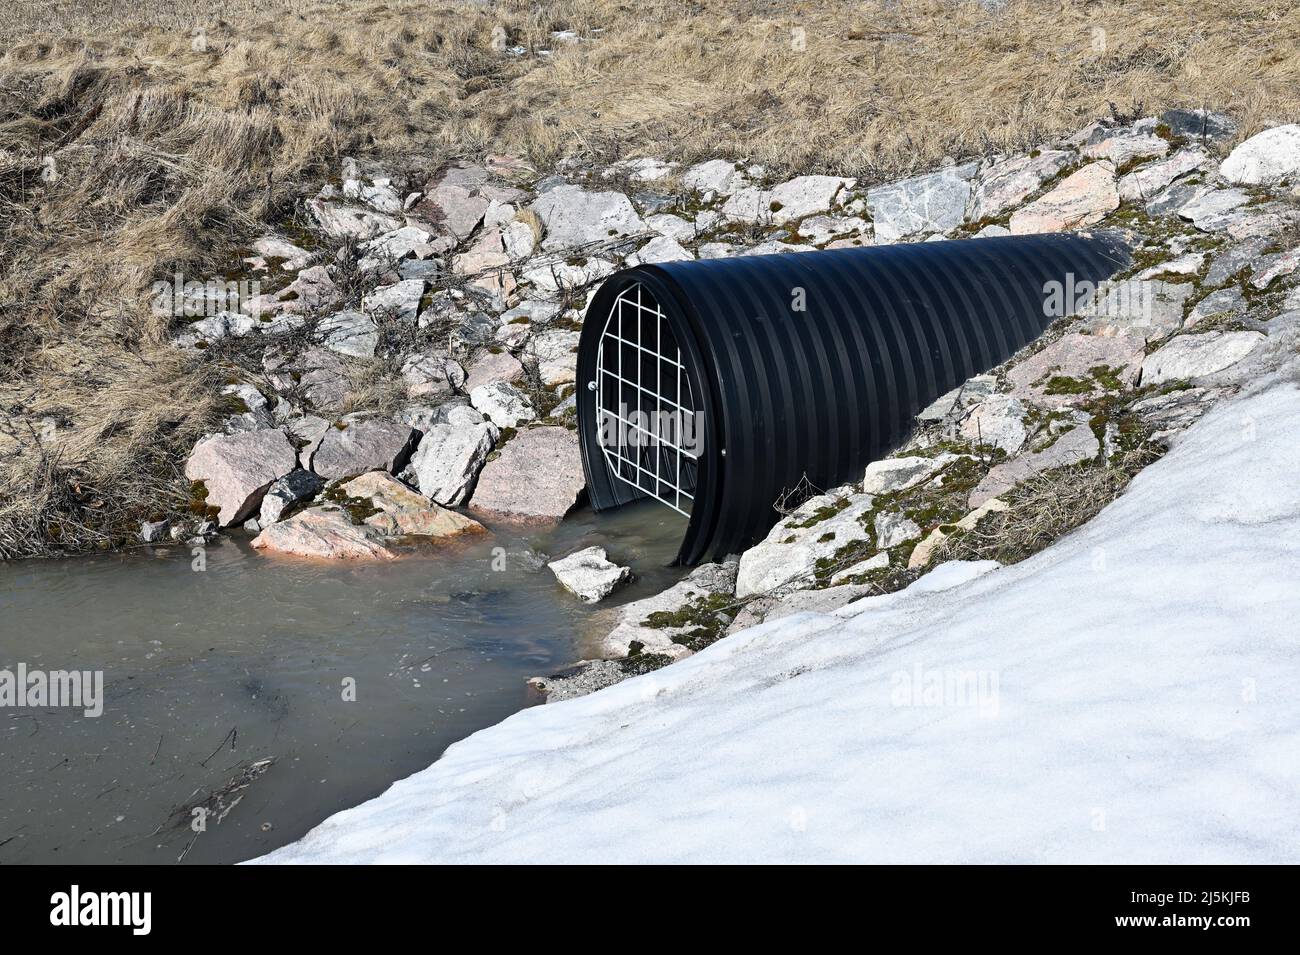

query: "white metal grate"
xmin=594 ymin=282 xmax=701 ymax=516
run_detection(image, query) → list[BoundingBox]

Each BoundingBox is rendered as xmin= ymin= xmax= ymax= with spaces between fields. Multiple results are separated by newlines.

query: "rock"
xmin=862 ymin=454 xmax=957 ymax=494
xmin=798 ymin=214 xmax=871 ymax=245
xmin=960 ymin=393 xmax=1027 ymax=453
xmin=829 ymin=551 xmax=890 ymax=585
xmin=1117 ymin=149 xmax=1208 ymax=201
xmin=140 ymin=519 xmax=169 ymax=543
xmin=644 ymin=213 xmax=695 ymax=243
xmin=251 ymin=235 xmax=313 ymax=271
xmin=1009 ymin=162 xmax=1118 ymax=234
xmin=306 ymin=199 xmax=401 ymax=240
xmin=405 ymin=404 xmax=498 ymax=505
xmin=251 ymin=506 xmax=398 ymax=560
xmin=682 ymin=159 xmax=747 ymax=195
xmin=627 ymin=235 xmax=692 ymax=265
xmin=1204 ymin=237 xmax=1270 ymax=287
xmin=1079 ymin=279 xmax=1193 ymax=339
xmin=259 ymin=468 xmax=325 ymax=525
xmin=470 ymin=426 xmax=585 ymax=521
xmin=1250 ymin=247 xmax=1300 ymax=290
xmin=1219 ymin=124 xmax=1300 ymax=185
xmin=735 ymin=492 xmax=875 ymax=598
xmin=866 ymin=169 xmax=971 ymax=243
xmin=362 ymin=279 xmax=425 ymax=323
xmin=1177 ymin=187 xmax=1249 ymax=230
xmin=414 ymin=163 xmax=493 ymax=240
xmin=463 ymin=350 xmax=524 ymax=392
xmin=470 ymin=381 xmax=536 ymax=428
xmin=308 ymin=419 xmax=419 ymax=480
xmin=916 ymin=375 xmax=996 ymax=423
xmin=522 ymin=257 xmax=617 ymax=295
xmin=454 ymin=228 xmax=516 ymax=299
xmin=273 ymin=265 xmax=339 ymax=316
xmin=1159 ymin=108 xmax=1236 ymax=142
xmin=1082 ymin=132 xmax=1168 ymax=166
xmin=600 ymin=560 xmax=738 ymax=658
xmin=220 ymin=383 xmax=275 ymax=433
xmin=970 ymin=150 xmax=1074 ymax=221
xmin=1136 ymin=252 xmax=1206 ymax=281
xmin=342 ymin=177 xmax=403 ymax=215
xmin=360 ymin=226 xmax=441 ymax=270
xmin=722 ymin=175 xmax=856 ymax=225
xmin=527 ymin=329 xmax=580 ymax=386
xmin=528 ymin=660 xmax=629 ymax=703
xmin=184 ymin=429 xmax=298 ymax=527
xmin=1006 ymin=332 xmax=1144 ymax=407
xmin=1185 ymin=288 xmax=1246 ymax=328
xmin=317 ymin=309 xmax=379 ymax=358
xmin=1130 ymin=386 xmax=1219 ymax=434
xmin=501 ymin=299 xmax=561 ymax=326
xmin=402 ymin=353 xmax=466 ymax=400
xmin=1146 ymin=180 xmax=1205 ymax=218
xmin=874 ymin=511 xmax=921 ymax=548
xmin=547 ymin=546 xmax=632 ymax=603
xmin=909 ymin=498 xmax=1009 ymax=568
xmin=530 ymin=185 xmax=645 ymax=251
xmin=1140 ymin=331 xmax=1265 ymax=385
xmin=171 ymin=311 xmax=256 ymax=349
xmin=968 ymin=425 xmax=1100 ymax=507
xmin=340 ymin=471 xmax=483 ymax=538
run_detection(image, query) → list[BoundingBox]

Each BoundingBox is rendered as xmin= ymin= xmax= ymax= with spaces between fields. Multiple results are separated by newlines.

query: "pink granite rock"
xmin=184 ymin=429 xmax=297 ymax=526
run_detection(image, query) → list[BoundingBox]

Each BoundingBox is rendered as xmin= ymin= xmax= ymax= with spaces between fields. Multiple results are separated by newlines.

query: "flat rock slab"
xmin=1141 ymin=331 xmax=1265 ymax=385
xmin=1118 ymin=149 xmax=1207 ymax=202
xmin=1007 ymin=332 xmax=1145 ymax=408
xmin=723 ymin=175 xmax=856 ymax=225
xmin=1079 ymin=279 xmax=1193 ymax=339
xmin=960 ymin=394 xmax=1027 ymax=453
xmin=601 ymin=560 xmax=738 ymax=658
xmin=251 ymin=506 xmax=398 ymax=560
xmin=866 ymin=169 xmax=971 ymax=243
xmin=530 ymin=185 xmax=645 ymax=251
xmin=1220 ymin=124 xmax=1300 ymax=185
xmin=470 ymin=426 xmax=585 ymax=522
xmin=309 ymin=419 xmax=419 ymax=481
xmin=968 ymin=425 xmax=1100 ymax=508
xmin=185 ymin=429 xmax=298 ymax=527
xmin=971 ymin=150 xmax=1074 ymax=221
xmin=1010 ymin=162 xmax=1117 ymax=234
xmin=340 ymin=471 xmax=484 ymax=539
xmin=548 ymin=545 xmax=632 ymax=604
xmin=862 ymin=454 xmax=957 ymax=494
xmin=735 ymin=492 xmax=876 ymax=598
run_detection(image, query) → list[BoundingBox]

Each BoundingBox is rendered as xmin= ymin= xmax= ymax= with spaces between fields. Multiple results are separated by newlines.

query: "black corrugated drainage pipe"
xmin=576 ymin=231 xmax=1131 ymax=566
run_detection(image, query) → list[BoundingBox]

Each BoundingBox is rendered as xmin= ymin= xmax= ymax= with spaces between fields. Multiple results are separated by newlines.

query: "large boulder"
xmin=339 ymin=471 xmax=484 ymax=538
xmin=547 ymin=546 xmax=632 ymax=604
xmin=184 ymin=429 xmax=298 ymax=527
xmin=970 ymin=150 xmax=1074 ymax=221
xmin=959 ymin=394 xmax=1027 ymax=453
xmin=600 ymin=560 xmax=738 ymax=658
xmin=470 ymin=381 xmax=536 ymax=429
xmin=530 ymin=185 xmax=645 ymax=251
xmin=1220 ymin=124 xmax=1300 ymax=185
xmin=1140 ymin=331 xmax=1265 ymax=385
xmin=251 ymin=506 xmax=398 ymax=560
xmin=1006 ymin=332 xmax=1144 ymax=407
xmin=1117 ymin=149 xmax=1208 ymax=202
xmin=307 ymin=419 xmax=419 ymax=480
xmin=405 ymin=404 xmax=498 ymax=505
xmin=1009 ymin=162 xmax=1118 ymax=234
xmin=867 ymin=168 xmax=972 ymax=243
xmin=470 ymin=427 xmax=585 ymax=521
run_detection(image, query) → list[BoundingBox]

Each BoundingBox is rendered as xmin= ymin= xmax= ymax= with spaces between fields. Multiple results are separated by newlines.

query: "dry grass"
xmin=2 ymin=0 xmax=1299 ymax=556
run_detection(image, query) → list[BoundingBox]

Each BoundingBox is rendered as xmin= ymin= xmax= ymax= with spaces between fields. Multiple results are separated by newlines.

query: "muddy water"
xmin=0 ymin=501 xmax=686 ymax=864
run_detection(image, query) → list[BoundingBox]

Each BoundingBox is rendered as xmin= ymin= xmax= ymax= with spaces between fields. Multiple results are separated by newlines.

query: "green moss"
xmin=787 ymin=495 xmax=851 ymax=529
xmin=322 ymin=480 xmax=382 ymax=525
xmin=187 ymin=480 xmax=222 ymax=521
xmin=1044 ymin=374 xmax=1093 ymax=395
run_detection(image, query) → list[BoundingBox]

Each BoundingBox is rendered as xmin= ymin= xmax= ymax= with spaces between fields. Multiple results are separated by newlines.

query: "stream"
xmin=0 ymin=500 xmax=686 ymax=864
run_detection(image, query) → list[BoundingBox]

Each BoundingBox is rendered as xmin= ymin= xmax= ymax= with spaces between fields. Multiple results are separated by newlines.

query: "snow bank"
xmin=258 ymin=384 xmax=1300 ymax=864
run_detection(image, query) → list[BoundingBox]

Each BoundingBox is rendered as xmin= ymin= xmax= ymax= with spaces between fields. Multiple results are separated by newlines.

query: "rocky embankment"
xmin=168 ymin=110 xmax=1300 ymax=698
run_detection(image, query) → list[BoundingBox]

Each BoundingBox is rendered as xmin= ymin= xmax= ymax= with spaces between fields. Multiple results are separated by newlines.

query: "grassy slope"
xmin=1 ymin=0 xmax=1297 ymax=556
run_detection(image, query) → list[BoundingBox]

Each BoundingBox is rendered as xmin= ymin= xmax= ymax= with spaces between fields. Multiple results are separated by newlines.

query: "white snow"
xmin=258 ymin=383 xmax=1300 ymax=864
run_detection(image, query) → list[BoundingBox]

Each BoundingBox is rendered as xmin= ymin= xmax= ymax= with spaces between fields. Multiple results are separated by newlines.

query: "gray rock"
xmin=600 ymin=560 xmax=739 ymax=658
xmin=722 ymin=175 xmax=857 ymax=225
xmin=874 ymin=511 xmax=921 ymax=548
xmin=1079 ymin=279 xmax=1193 ymax=339
xmin=547 ymin=546 xmax=632 ymax=604
xmin=405 ymin=404 xmax=497 ymax=505
xmin=829 ymin=551 xmax=890 ymax=585
xmin=1006 ymin=332 xmax=1144 ymax=407
xmin=1159 ymin=108 xmax=1237 ymax=143
xmin=960 ymin=393 xmax=1027 ymax=453
xmin=1140 ymin=331 xmax=1265 ymax=385
xmin=305 ymin=199 xmax=402 ymax=240
xmin=401 ymin=353 xmax=465 ymax=400
xmin=463 ymin=350 xmax=524 ymax=392
xmin=528 ymin=660 xmax=629 ymax=703
xmin=867 ymin=169 xmax=971 ymax=243
xmin=627 ymin=235 xmax=692 ymax=265
xmin=735 ymin=492 xmax=875 ymax=598
xmin=681 ymin=159 xmax=747 ymax=195
xmin=1204 ymin=236 xmax=1270 ymax=287
xmin=916 ymin=375 xmax=996 ymax=423
xmin=140 ymin=519 xmax=170 ymax=543
xmin=971 ymin=150 xmax=1074 ymax=221
xmin=1117 ymin=148 xmax=1208 ymax=202
xmin=470 ymin=426 xmax=585 ymax=521
xmin=1220 ymin=124 xmax=1300 ymax=185
xmin=527 ymin=329 xmax=580 ymax=386
xmin=1185 ymin=288 xmax=1247 ymax=328
xmin=184 ymin=429 xmax=299 ymax=527
xmin=1146 ymin=180 xmax=1205 ymax=218
xmin=862 ymin=454 xmax=957 ymax=494
xmin=1178 ymin=187 xmax=1250 ymax=230
xmin=470 ymin=381 xmax=536 ymax=429
xmin=530 ymin=185 xmax=645 ymax=251
xmin=968 ymin=424 xmax=1100 ymax=507
xmin=1129 ymin=386 xmax=1218 ymax=434
xmin=317 ymin=309 xmax=379 ymax=358
xmin=259 ymin=468 xmax=325 ymax=525
xmin=308 ymin=419 xmax=419 ymax=480
xmin=362 ymin=279 xmax=425 ymax=323
xmin=644 ymin=213 xmax=695 ymax=243
xmin=1250 ymin=247 xmax=1300 ymax=291
xmin=1082 ymin=132 xmax=1168 ymax=166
